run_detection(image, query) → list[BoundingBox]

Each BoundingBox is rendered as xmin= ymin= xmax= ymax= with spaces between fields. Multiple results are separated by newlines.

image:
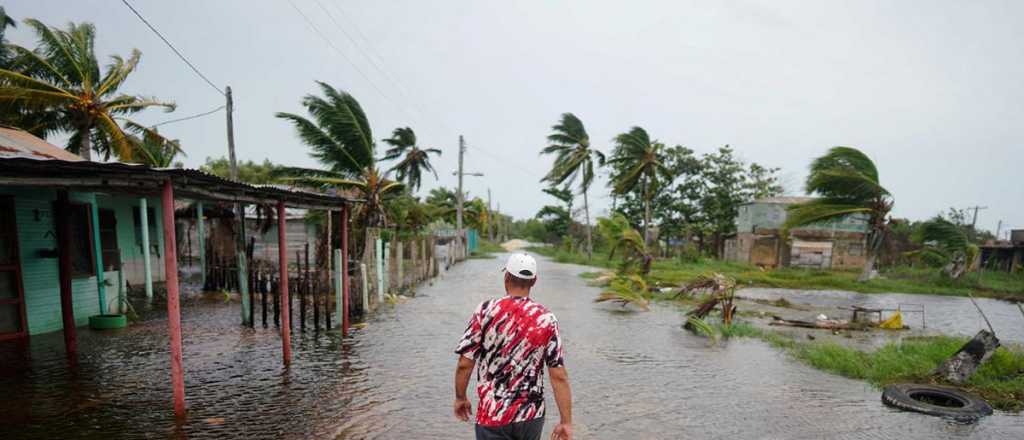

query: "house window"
xmin=99 ymin=209 xmax=120 ymax=271
xmin=132 ymin=206 xmax=159 ymax=256
xmin=67 ymin=204 xmax=95 ymax=278
xmin=847 ymin=243 xmax=864 ymax=256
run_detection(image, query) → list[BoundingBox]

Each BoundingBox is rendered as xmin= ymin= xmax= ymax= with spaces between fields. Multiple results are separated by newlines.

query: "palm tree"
xmin=607 ymin=126 xmax=671 ymax=245
xmin=0 ymin=7 xmax=15 ymax=67
xmin=914 ymin=217 xmax=978 ymax=280
xmin=0 ymin=19 xmax=175 ymax=161
xmin=541 ymin=113 xmax=604 ymax=259
xmin=381 ymin=127 xmax=441 ymax=192
xmin=124 ymin=123 xmax=184 ymax=168
xmin=275 ymin=82 xmax=403 ymax=228
xmin=784 ymin=147 xmax=893 ymax=281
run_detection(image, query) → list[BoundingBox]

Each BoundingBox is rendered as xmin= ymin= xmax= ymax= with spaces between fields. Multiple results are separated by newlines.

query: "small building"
xmin=979 ymin=230 xmax=1024 ymax=272
xmin=723 ymin=196 xmax=868 ymax=270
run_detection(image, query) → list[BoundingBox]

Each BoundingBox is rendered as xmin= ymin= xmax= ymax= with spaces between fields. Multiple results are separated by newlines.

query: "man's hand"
xmin=551 ymin=422 xmax=572 ymax=440
xmin=453 ymin=397 xmax=473 ymax=422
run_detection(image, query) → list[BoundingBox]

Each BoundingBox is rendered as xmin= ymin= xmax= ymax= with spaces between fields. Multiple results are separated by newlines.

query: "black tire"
xmin=882 ymin=383 xmax=993 ymax=421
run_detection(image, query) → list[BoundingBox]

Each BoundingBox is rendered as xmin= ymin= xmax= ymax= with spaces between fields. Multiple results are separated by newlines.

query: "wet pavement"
xmin=1 ymin=254 xmax=1023 ymax=439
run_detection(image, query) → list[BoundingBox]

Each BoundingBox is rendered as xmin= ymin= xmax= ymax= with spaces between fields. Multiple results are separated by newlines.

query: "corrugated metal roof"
xmin=0 ymin=128 xmax=354 ymax=209
xmin=0 ymin=127 xmax=84 ymax=161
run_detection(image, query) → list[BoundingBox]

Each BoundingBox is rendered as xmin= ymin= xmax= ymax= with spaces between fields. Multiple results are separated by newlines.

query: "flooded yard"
xmin=1 ymin=255 xmax=1022 ymax=439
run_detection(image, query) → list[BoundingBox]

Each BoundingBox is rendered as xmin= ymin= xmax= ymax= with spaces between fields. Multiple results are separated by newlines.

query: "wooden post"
xmin=397 ymin=241 xmax=404 ymax=292
xmin=340 ymin=205 xmax=349 ymax=336
xmin=161 ymin=180 xmax=186 ymax=418
xmin=360 ymin=263 xmax=369 ymax=314
xmin=334 ymin=248 xmax=343 ymax=332
xmin=89 ymin=198 xmax=107 ymax=314
xmin=140 ymin=198 xmax=153 ymax=300
xmin=277 ymin=200 xmax=292 ymax=365
xmin=247 ymin=237 xmax=255 ymax=328
xmin=197 ymin=202 xmax=206 ymax=289
xmin=308 ymin=243 xmax=317 ymax=330
xmin=376 ymin=238 xmax=385 ymax=305
xmin=298 ymin=249 xmax=305 ymax=331
xmin=56 ymin=190 xmax=76 ymax=356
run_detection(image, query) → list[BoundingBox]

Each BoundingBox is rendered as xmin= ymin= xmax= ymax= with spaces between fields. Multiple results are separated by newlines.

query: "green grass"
xmin=713 ymin=322 xmax=1024 ymax=411
xmin=468 ymin=240 xmax=505 ymax=259
xmin=529 ymin=246 xmax=1024 ymax=299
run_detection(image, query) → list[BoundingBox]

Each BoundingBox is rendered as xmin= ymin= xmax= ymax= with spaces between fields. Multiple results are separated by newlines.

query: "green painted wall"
xmin=735 ymin=202 xmax=867 ymax=234
xmin=0 ymin=188 xmax=166 ymax=335
xmin=95 ymin=195 xmax=165 ymax=286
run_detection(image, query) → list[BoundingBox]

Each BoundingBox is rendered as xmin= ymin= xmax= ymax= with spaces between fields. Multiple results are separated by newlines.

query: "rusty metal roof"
xmin=0 ymin=129 xmax=353 ymax=209
xmin=0 ymin=127 xmax=84 ymax=161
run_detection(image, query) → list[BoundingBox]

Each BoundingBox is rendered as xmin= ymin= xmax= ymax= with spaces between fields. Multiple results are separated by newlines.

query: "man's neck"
xmin=506 ymin=289 xmax=530 ymax=298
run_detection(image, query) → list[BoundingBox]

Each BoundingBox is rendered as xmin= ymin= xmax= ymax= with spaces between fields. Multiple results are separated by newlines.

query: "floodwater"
xmin=738 ymin=287 xmax=1024 ymax=342
xmin=1 ymin=255 xmax=1022 ymax=439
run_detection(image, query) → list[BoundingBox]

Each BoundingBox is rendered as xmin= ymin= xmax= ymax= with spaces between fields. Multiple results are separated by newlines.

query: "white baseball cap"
xmin=503 ymin=253 xmax=538 ymax=280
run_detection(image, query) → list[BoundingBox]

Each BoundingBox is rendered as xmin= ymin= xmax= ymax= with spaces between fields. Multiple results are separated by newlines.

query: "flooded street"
xmin=2 ymin=254 xmax=1022 ymax=439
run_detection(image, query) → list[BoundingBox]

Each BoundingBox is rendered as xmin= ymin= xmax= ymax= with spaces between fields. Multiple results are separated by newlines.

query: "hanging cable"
xmin=151 ymin=105 xmax=226 ymax=128
xmin=120 ymin=0 xmax=226 ymax=97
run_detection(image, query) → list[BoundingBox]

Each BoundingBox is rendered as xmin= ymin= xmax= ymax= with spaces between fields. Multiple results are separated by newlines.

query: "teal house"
xmin=0 ymin=127 xmax=169 ymax=339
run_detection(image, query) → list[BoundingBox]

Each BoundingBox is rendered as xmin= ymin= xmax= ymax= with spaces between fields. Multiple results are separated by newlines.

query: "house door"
xmin=0 ymin=197 xmax=26 ymax=339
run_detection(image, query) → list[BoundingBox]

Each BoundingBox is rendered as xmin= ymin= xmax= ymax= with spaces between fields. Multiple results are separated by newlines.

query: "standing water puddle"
xmin=1 ymin=257 xmax=1021 ymax=439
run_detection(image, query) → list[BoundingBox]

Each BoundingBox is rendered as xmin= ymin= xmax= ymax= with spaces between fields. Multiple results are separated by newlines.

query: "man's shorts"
xmin=474 ymin=418 xmax=544 ymax=440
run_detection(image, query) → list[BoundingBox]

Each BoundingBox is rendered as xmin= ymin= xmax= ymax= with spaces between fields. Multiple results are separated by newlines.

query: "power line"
xmin=284 ymin=0 xmax=418 ymax=126
xmin=120 ymin=0 xmax=225 ymax=97
xmin=151 ymin=105 xmax=226 ymax=128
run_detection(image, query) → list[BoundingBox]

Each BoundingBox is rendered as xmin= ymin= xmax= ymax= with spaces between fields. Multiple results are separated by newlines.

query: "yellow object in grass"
xmin=879 ymin=312 xmax=903 ymax=329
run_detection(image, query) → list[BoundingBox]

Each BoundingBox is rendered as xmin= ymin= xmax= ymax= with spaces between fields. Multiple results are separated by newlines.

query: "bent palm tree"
xmin=914 ymin=217 xmax=978 ymax=280
xmin=541 ymin=113 xmax=604 ymax=260
xmin=784 ymin=147 xmax=892 ymax=281
xmin=0 ymin=19 xmax=175 ymax=161
xmin=276 ymin=82 xmax=403 ymax=227
xmin=381 ymin=127 xmax=441 ymax=192
xmin=607 ymin=126 xmax=671 ymax=245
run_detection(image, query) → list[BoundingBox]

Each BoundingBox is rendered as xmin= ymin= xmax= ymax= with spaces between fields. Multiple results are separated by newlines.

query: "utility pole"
xmin=456 ymin=135 xmax=464 ymax=230
xmin=226 ymin=86 xmax=250 ymax=325
xmin=968 ymin=205 xmax=988 ymax=230
xmin=487 ymin=188 xmax=494 ymax=241
xmin=995 ymin=220 xmax=1003 ymax=241
xmin=226 ymin=86 xmax=238 ymax=180
xmin=454 ymin=135 xmax=483 ymax=231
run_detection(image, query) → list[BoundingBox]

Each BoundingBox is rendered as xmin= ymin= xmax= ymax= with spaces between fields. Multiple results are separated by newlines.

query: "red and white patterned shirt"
xmin=455 ymin=295 xmax=565 ymax=427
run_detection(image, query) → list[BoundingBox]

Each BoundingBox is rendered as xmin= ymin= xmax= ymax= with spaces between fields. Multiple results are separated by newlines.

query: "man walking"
xmin=453 ymin=253 xmax=573 ymax=440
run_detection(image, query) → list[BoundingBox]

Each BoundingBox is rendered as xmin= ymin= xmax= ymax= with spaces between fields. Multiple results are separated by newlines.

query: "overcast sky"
xmin=6 ymin=1 xmax=1022 ymax=235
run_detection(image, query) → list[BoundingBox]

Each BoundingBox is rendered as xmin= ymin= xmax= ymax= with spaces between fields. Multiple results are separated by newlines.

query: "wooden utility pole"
xmin=456 ymin=136 xmax=465 ymax=230
xmin=226 ymin=85 xmax=250 ymax=324
xmin=487 ymin=188 xmax=494 ymax=241
xmin=968 ymin=205 xmax=988 ymax=230
xmin=453 ymin=135 xmax=483 ymax=231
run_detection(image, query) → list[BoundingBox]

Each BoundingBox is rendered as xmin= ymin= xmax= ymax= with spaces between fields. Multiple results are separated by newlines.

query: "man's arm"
xmin=549 ymin=366 xmax=573 ymax=440
xmin=453 ymin=356 xmax=475 ymax=421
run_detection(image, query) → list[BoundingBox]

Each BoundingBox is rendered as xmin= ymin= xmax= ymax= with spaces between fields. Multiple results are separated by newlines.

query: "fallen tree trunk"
xmin=769 ymin=316 xmax=867 ymax=330
xmin=934 ymin=330 xmax=1000 ymax=384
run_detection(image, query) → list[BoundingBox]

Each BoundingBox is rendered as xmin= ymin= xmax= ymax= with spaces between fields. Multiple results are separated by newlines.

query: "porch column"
xmin=56 ymin=190 xmax=76 ymax=356
xmin=277 ymin=200 xmax=292 ymax=365
xmin=139 ymin=198 xmax=153 ymax=300
xmin=89 ymin=198 xmax=107 ymax=314
xmin=197 ymin=202 xmax=206 ymax=289
xmin=340 ymin=205 xmax=349 ymax=336
xmin=236 ymin=203 xmax=250 ymax=325
xmin=161 ymin=180 xmax=186 ymax=418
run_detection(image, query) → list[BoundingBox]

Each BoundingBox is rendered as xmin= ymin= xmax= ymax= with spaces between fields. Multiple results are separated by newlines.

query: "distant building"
xmin=723 ymin=196 xmax=869 ymax=270
xmin=979 ymin=230 xmax=1024 ymax=272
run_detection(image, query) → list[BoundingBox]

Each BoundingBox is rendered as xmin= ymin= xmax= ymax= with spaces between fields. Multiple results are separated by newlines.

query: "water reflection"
xmin=0 ymin=257 xmax=1021 ymax=439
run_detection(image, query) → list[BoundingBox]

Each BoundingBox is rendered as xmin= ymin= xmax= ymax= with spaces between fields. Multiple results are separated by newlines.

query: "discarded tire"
xmin=89 ymin=314 xmax=128 ymax=330
xmin=882 ymin=383 xmax=992 ymax=421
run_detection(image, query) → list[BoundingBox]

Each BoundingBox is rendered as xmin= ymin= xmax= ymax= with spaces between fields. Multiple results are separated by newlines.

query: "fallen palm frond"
xmin=678 ymin=272 xmax=738 ymax=325
xmin=686 ymin=316 xmax=718 ymax=343
xmin=594 ymin=275 xmax=650 ymax=311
